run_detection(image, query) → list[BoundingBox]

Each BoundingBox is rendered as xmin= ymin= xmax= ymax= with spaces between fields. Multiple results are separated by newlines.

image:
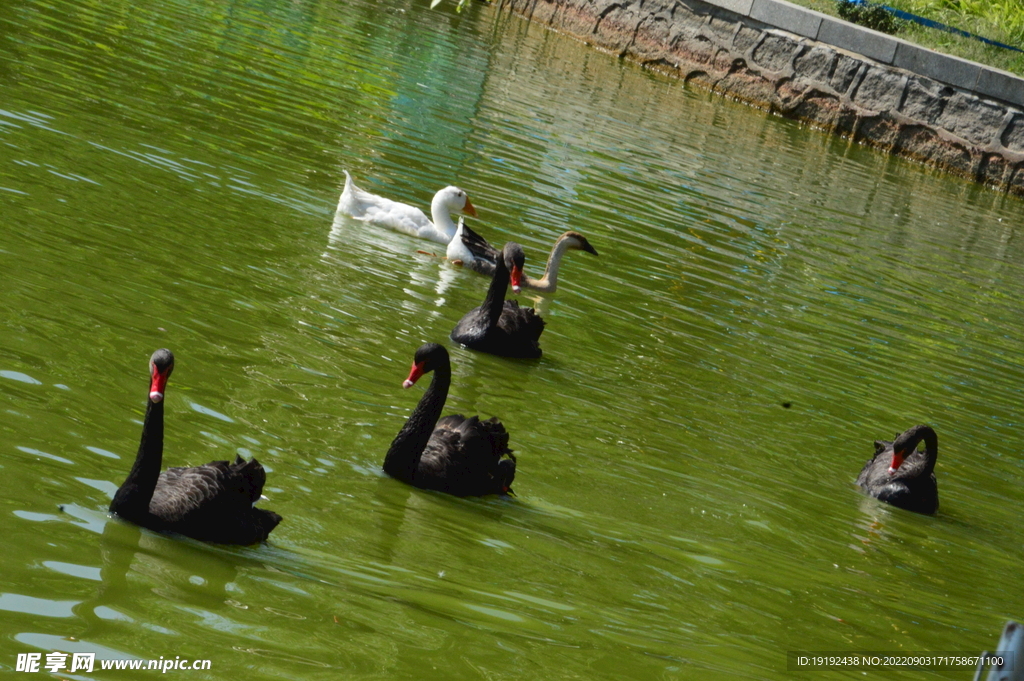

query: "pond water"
xmin=1 ymin=0 xmax=1022 ymax=678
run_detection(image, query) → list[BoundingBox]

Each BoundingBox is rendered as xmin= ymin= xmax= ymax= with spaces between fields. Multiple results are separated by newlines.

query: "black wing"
xmin=417 ymin=415 xmax=515 ymax=495
xmin=460 ymin=221 xmax=500 ymax=263
xmin=450 ymin=306 xmax=490 ymax=346
xmin=498 ymin=300 xmax=545 ymax=342
xmin=150 ymin=455 xmax=266 ymax=523
xmin=856 ymin=440 xmax=937 ymax=514
xmin=856 ymin=440 xmax=892 ymax=488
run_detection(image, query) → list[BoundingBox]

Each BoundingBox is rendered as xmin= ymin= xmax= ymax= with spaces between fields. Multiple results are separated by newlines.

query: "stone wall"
xmin=497 ymin=0 xmax=1024 ymax=196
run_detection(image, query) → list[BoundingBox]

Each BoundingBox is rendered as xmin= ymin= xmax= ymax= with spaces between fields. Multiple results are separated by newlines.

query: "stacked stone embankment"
xmin=499 ymin=0 xmax=1024 ymax=196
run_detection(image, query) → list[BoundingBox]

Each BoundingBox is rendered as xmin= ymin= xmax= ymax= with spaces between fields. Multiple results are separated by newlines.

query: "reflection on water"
xmin=1 ymin=0 xmax=1023 ymax=677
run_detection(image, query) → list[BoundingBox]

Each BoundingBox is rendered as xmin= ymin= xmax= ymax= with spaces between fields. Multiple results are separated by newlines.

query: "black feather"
xmin=384 ymin=344 xmax=517 ymax=496
xmin=450 ymin=243 xmax=544 ymax=359
xmin=856 ymin=425 xmax=939 ymax=515
xmin=110 ymin=350 xmax=281 ymax=544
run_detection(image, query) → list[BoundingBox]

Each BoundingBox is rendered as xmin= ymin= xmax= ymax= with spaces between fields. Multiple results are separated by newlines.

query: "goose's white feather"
xmin=445 ymin=218 xmax=476 ymax=263
xmin=336 ymin=170 xmax=474 ymax=245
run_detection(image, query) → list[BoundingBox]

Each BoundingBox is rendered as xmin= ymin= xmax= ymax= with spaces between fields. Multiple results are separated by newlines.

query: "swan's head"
xmin=561 ymin=231 xmax=599 ymax=256
xmin=403 ymin=343 xmax=449 ymax=388
xmin=887 ymin=426 xmax=927 ymax=474
xmin=502 ymin=242 xmax=527 ymax=293
xmin=433 ymin=186 xmax=477 ymax=218
xmin=148 ymin=348 xmax=175 ymax=403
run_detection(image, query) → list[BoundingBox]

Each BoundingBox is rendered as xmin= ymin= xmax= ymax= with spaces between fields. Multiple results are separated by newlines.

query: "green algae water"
xmin=1 ymin=0 xmax=1023 ymax=678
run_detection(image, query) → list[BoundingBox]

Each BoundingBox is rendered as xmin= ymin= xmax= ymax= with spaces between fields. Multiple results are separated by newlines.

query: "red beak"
xmin=403 ymin=361 xmax=426 ymax=388
xmin=510 ymin=265 xmax=523 ymax=293
xmin=887 ymin=450 xmax=906 ymax=475
xmin=149 ymin=363 xmax=171 ymax=403
xmin=463 ymin=197 xmax=477 ymax=218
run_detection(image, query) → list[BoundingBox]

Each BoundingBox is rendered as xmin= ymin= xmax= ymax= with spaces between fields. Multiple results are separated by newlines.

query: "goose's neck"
xmin=481 ymin=252 xmax=510 ymax=326
xmin=446 ymin=221 xmax=468 ymax=261
xmin=110 ymin=399 xmax=164 ymax=518
xmin=384 ymin=365 xmax=451 ymax=482
xmin=527 ymin=236 xmax=575 ymax=292
xmin=430 ymin=197 xmax=458 ymax=241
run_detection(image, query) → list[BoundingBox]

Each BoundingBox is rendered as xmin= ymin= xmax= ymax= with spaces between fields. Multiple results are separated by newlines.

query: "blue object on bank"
xmin=840 ymin=0 xmax=1024 ymax=54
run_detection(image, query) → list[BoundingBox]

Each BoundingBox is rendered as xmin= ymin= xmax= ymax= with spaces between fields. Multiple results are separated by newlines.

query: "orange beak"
xmin=403 ymin=361 xmax=426 ymax=389
xmin=887 ymin=450 xmax=906 ymax=475
xmin=462 ymin=197 xmax=477 ymax=218
xmin=149 ymin=363 xmax=171 ymax=403
xmin=509 ymin=265 xmax=523 ymax=293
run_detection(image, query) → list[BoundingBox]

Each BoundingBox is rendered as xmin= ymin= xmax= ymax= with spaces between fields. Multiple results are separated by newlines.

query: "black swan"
xmin=856 ymin=424 xmax=939 ymax=514
xmin=447 ymin=219 xmax=599 ymax=293
xmin=109 ymin=349 xmax=282 ymax=543
xmin=383 ymin=343 xmax=516 ymax=496
xmin=450 ymin=242 xmax=545 ymax=359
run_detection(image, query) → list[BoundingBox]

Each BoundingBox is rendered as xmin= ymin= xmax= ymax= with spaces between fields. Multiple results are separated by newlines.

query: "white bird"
xmin=446 ymin=218 xmax=599 ymax=293
xmin=444 ymin=217 xmax=482 ymax=265
xmin=336 ymin=170 xmax=477 ymax=244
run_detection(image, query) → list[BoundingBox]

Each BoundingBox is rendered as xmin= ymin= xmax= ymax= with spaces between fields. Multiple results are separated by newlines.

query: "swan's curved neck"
xmin=384 ymin=365 xmax=450 ymax=482
xmin=481 ymin=252 xmax=510 ymax=326
xmin=895 ymin=425 xmax=938 ymax=478
xmin=111 ymin=399 xmax=164 ymax=518
xmin=527 ymin=236 xmax=575 ymax=292
xmin=916 ymin=426 xmax=939 ymax=476
xmin=430 ymin=197 xmax=458 ymax=241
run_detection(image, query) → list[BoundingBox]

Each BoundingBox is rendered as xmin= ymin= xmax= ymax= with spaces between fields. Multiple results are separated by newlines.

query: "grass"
xmin=786 ymin=0 xmax=1024 ymax=75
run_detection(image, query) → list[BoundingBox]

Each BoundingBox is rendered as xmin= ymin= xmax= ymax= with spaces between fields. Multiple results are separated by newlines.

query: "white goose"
xmin=447 ymin=218 xmax=599 ymax=293
xmin=336 ymin=170 xmax=477 ymax=245
xmin=445 ymin=217 xmax=485 ymax=265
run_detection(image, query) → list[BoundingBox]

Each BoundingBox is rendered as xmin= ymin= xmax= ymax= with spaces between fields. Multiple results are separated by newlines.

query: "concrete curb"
xmin=498 ymin=0 xmax=1024 ymax=195
xmin=714 ymin=0 xmax=1023 ymax=107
